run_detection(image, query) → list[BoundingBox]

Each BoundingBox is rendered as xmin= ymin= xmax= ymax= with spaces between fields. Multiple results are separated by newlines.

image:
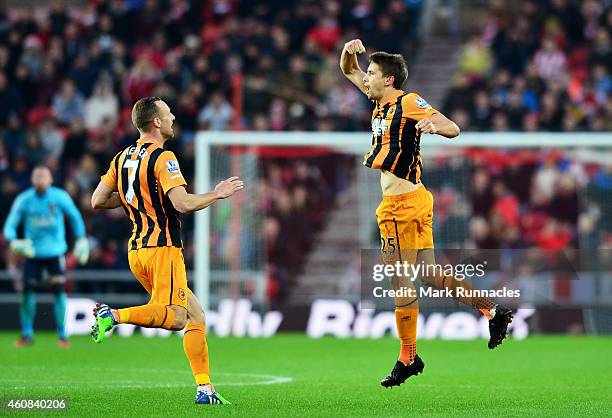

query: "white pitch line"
xmin=6 ymin=372 xmax=293 ymax=390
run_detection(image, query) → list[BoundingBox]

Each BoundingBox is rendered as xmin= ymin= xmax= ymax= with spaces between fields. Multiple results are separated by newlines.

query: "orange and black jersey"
xmin=101 ymin=139 xmax=187 ymax=250
xmin=363 ymin=91 xmax=438 ymax=183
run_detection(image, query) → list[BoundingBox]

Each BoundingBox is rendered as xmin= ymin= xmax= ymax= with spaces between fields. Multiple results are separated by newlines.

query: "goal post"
xmin=194 ymin=132 xmax=611 ymax=309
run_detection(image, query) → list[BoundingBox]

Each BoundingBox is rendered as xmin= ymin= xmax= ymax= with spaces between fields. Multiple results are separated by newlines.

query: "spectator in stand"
xmin=197 ymin=91 xmax=233 ymax=131
xmin=3 ymin=115 xmax=26 ymax=157
xmin=68 ymin=52 xmax=100 ymax=98
xmin=19 ymin=35 xmax=45 ymax=79
xmin=0 ymin=73 xmax=22 ymax=125
xmin=73 ymin=154 xmax=99 ymax=193
xmin=307 ymin=16 xmax=342 ymax=54
xmin=52 ymin=79 xmax=85 ymax=125
xmin=18 ymin=132 xmax=45 ymax=169
xmin=534 ymin=37 xmax=567 ymax=82
xmin=38 ymin=117 xmax=64 ymax=161
xmin=124 ymin=58 xmax=158 ymax=103
xmin=84 ymin=81 xmax=119 ymax=130
xmin=459 ymin=35 xmax=493 ymax=82
xmin=60 ymin=118 xmax=87 ymax=179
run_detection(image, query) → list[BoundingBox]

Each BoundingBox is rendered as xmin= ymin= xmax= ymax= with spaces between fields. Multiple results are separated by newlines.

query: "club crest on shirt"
xmin=166 ymin=160 xmax=180 ymax=173
xmin=415 ymin=97 xmax=431 ymax=109
xmin=178 ymin=288 xmax=186 ymax=300
xmin=49 ymin=204 xmax=56 ymax=213
xmin=387 ymin=106 xmax=395 ymax=118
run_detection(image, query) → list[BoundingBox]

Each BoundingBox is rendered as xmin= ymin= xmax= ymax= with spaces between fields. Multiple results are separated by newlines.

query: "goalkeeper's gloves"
xmin=73 ymin=237 xmax=90 ymax=265
xmin=10 ymin=239 xmax=35 ymax=258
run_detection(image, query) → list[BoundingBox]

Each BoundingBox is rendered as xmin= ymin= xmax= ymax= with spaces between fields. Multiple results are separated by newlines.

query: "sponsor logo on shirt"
xmin=166 ymin=160 xmax=180 ymax=173
xmin=31 ymin=215 xmax=56 ymax=227
xmin=372 ymin=117 xmax=388 ymax=136
xmin=415 ymin=97 xmax=431 ymax=109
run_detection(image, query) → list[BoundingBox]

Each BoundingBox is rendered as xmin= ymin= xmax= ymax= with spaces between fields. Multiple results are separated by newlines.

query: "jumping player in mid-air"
xmin=90 ymin=96 xmax=243 ymax=405
xmin=340 ymin=39 xmax=513 ymax=387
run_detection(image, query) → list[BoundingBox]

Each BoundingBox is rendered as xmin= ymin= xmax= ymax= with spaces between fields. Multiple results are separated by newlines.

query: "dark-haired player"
xmin=340 ymin=39 xmax=513 ymax=388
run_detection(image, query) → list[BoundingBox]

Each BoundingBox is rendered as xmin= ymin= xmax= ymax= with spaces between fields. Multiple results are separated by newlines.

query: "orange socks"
xmin=116 ymin=309 xmax=211 ymax=385
xmin=183 ymin=323 xmax=211 ymax=385
xmin=395 ymin=305 xmax=418 ymax=366
xmin=116 ymin=304 xmax=175 ymax=329
xmin=480 ymin=308 xmax=494 ymax=320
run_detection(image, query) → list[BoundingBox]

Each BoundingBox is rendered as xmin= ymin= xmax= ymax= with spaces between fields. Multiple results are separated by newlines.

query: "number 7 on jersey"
xmin=123 ymin=159 xmax=140 ymax=204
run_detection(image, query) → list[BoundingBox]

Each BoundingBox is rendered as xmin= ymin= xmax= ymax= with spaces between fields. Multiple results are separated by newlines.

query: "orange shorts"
xmin=128 ymin=246 xmax=191 ymax=308
xmin=376 ymin=185 xmax=434 ymax=258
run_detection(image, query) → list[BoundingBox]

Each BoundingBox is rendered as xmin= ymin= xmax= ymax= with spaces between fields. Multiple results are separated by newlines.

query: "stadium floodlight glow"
xmin=194 ymin=131 xmax=611 ymax=308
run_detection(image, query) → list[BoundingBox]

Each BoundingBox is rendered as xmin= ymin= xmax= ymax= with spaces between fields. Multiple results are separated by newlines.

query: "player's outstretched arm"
xmin=91 ymin=182 xmax=123 ymax=209
xmin=340 ymin=39 xmax=368 ymax=95
xmin=167 ymin=176 xmax=244 ymax=214
xmin=416 ymin=112 xmax=460 ymax=138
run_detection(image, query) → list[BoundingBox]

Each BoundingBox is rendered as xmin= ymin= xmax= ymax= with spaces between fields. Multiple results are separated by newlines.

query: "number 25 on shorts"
xmin=380 ymin=236 xmax=396 ymax=255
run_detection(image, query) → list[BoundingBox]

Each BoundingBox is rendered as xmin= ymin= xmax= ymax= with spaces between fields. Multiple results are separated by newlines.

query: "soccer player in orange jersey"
xmin=90 ymin=96 xmax=243 ymax=405
xmin=340 ymin=40 xmax=513 ymax=387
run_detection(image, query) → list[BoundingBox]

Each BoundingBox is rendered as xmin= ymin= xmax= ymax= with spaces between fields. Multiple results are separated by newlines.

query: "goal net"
xmin=194 ymin=132 xmax=612 ymax=329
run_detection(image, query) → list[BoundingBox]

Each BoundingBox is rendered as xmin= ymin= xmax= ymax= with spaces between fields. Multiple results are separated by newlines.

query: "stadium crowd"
xmin=444 ymin=0 xmax=611 ymax=132
xmin=439 ymin=0 xmax=611 ymax=252
xmin=0 ymin=0 xmax=609 ymax=302
xmin=0 ymin=0 xmax=419 ymax=301
xmin=425 ymin=149 xmax=611 ymax=252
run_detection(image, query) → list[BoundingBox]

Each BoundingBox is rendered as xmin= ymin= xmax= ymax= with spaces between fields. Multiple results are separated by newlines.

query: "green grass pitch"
xmin=1 ymin=332 xmax=611 ymax=417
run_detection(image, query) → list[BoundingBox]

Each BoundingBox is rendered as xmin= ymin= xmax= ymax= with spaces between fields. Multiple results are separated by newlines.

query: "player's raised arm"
xmin=340 ymin=39 xmax=368 ymax=95
xmin=167 ymin=177 xmax=244 ymax=214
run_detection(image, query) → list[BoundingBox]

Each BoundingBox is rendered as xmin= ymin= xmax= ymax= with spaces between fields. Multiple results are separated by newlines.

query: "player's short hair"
xmin=131 ymin=96 xmax=162 ymax=132
xmin=32 ymin=164 xmax=51 ymax=174
xmin=369 ymin=52 xmax=408 ymax=89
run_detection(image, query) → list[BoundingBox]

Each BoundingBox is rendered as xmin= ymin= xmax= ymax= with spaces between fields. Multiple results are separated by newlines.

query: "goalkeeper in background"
xmin=3 ymin=165 xmax=89 ymax=348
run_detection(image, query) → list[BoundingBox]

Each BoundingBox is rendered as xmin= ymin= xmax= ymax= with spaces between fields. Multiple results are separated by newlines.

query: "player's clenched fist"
xmin=214 ymin=176 xmax=244 ymax=199
xmin=416 ymin=118 xmax=437 ymax=134
xmin=343 ymin=39 xmax=365 ymax=55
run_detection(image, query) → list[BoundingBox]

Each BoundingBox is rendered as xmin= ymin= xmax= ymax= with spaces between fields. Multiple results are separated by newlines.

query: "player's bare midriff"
xmin=380 ymin=169 xmax=421 ymax=195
